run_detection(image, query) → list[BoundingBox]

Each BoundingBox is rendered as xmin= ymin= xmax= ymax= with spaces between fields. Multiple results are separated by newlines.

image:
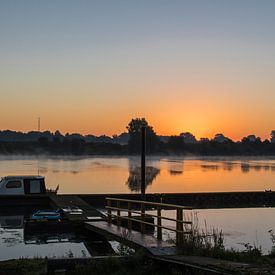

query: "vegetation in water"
xmin=175 ymin=214 xmax=274 ymax=265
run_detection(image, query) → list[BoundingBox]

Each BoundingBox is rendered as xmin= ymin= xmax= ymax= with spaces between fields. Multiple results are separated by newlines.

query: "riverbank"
xmin=2 ymin=251 xmax=275 ymax=275
xmin=1 ymin=139 xmax=275 ymax=156
xmin=0 ymin=254 xmax=187 ymax=275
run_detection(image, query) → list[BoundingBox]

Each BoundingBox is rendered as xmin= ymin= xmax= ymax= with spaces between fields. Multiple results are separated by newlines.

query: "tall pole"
xmin=141 ymin=126 xmax=146 ymax=200
xmin=38 ymin=117 xmax=40 ymax=132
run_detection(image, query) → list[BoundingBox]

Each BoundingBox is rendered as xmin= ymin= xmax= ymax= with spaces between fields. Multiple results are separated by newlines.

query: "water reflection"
xmin=0 ymin=216 xmax=23 ymax=247
xmin=241 ymin=163 xmax=250 ymax=173
xmin=0 ymin=216 xmax=24 ymax=229
xmin=1 ymin=156 xmax=275 ymax=193
xmin=240 ymin=163 xmax=275 ymax=173
xmin=201 ymin=164 xmax=219 ymax=171
xmin=222 ymin=162 xmax=234 ymax=171
xmin=149 ymin=208 xmax=275 ymax=255
xmin=200 ymin=161 xmax=275 ymax=174
xmin=0 ymin=208 xmax=91 ymax=260
xmin=24 ymin=221 xmax=77 ymax=245
xmin=168 ymin=160 xmax=184 ymax=176
xmin=126 ymin=166 xmax=160 ymax=192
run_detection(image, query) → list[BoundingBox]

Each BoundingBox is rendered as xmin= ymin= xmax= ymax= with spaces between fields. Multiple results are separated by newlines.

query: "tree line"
xmin=0 ymin=118 xmax=275 ymax=155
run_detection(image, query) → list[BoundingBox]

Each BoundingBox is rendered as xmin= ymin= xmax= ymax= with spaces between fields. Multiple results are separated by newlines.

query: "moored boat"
xmin=0 ymin=175 xmax=57 ymax=195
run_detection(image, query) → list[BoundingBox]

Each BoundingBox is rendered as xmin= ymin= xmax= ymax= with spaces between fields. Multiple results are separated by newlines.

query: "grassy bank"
xmin=0 ymin=253 xmax=194 ymax=275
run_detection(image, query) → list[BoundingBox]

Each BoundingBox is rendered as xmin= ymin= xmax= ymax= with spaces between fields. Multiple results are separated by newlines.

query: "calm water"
xmin=0 ymin=155 xmax=275 ymax=194
xmin=1 ymin=155 xmax=275 ymax=255
xmin=149 ymin=208 xmax=275 ymax=254
xmin=0 ymin=211 xmax=91 ymax=260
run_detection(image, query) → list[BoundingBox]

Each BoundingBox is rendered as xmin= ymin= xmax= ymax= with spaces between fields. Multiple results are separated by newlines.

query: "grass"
xmin=0 ymin=258 xmax=46 ymax=275
xmin=175 ymin=213 xmax=275 ymax=266
xmin=1 ymin=213 xmax=275 ymax=274
xmin=65 ymin=249 xmax=207 ymax=275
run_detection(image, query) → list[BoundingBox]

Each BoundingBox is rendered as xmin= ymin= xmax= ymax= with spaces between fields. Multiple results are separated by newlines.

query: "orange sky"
xmin=0 ymin=1 xmax=275 ymax=141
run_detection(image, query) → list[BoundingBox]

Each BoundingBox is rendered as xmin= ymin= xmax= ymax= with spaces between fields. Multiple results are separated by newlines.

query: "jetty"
xmin=48 ymin=194 xmax=191 ymax=255
xmin=44 ymin=194 xmax=275 ymax=274
xmin=49 ymin=194 xmax=105 ymax=222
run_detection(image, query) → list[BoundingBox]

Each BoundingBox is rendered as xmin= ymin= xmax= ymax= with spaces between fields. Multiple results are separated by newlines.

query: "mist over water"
xmin=0 ymin=155 xmax=274 ymax=194
xmin=1 ymin=155 xmax=275 ymax=255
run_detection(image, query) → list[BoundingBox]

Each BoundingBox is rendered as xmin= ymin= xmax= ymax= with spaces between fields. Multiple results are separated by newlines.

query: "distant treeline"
xmin=0 ymin=130 xmax=129 ymax=144
xmin=1 ymin=138 xmax=275 ymax=156
xmin=0 ymin=118 xmax=275 ymax=155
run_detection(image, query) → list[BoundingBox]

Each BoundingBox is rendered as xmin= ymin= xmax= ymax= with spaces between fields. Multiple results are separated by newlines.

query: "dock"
xmin=49 ymin=194 xmax=105 ymax=222
xmin=1 ymin=193 xmax=275 ymax=273
xmin=85 ymin=221 xmax=179 ymax=256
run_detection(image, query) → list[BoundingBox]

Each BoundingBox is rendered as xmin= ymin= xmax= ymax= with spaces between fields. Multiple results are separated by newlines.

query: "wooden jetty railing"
xmin=106 ymin=197 xmax=193 ymax=246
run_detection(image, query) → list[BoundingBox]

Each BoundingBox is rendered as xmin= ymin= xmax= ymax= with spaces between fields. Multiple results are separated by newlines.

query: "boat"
xmin=31 ymin=209 xmax=62 ymax=221
xmin=0 ymin=175 xmax=58 ymax=195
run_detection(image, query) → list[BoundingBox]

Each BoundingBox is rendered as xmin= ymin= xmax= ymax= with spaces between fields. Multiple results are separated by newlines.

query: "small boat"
xmin=0 ymin=175 xmax=58 ymax=195
xmin=62 ymin=206 xmax=83 ymax=214
xmin=31 ymin=209 xmax=62 ymax=221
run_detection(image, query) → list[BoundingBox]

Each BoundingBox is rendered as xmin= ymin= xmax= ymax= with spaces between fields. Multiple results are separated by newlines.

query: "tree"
xmin=167 ymin=136 xmax=185 ymax=152
xmin=126 ymin=118 xmax=159 ymax=153
xmin=213 ymin=133 xmax=232 ymax=143
xmin=242 ymin=135 xmax=261 ymax=143
xmin=180 ymin=132 xmax=197 ymax=143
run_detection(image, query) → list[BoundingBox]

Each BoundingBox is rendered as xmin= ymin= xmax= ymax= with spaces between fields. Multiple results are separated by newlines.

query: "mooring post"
xmin=107 ymin=199 xmax=112 ymax=223
xmin=141 ymin=126 xmax=146 ymax=233
xmin=157 ymin=205 xmax=162 ymax=240
xmin=128 ymin=202 xmax=132 ymax=230
xmin=176 ymin=208 xmax=184 ymax=246
xmin=141 ymin=126 xmax=146 ymax=200
xmin=117 ymin=200 xmax=121 ymax=227
xmin=140 ymin=201 xmax=145 ymax=233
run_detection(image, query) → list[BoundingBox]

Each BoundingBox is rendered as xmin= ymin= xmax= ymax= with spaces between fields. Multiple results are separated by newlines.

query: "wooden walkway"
xmin=48 ymin=195 xmax=275 ymax=274
xmin=84 ymin=222 xmax=275 ymax=274
xmin=85 ymin=221 xmax=179 ymax=256
xmin=152 ymin=254 xmax=275 ymax=274
xmin=49 ymin=195 xmax=105 ymax=222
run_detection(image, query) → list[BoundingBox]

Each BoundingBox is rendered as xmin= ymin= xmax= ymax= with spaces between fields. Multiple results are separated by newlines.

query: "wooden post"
xmin=157 ymin=206 xmax=162 ymax=240
xmin=117 ymin=201 xmax=121 ymax=227
xmin=140 ymin=202 xmax=145 ymax=233
xmin=128 ymin=202 xmax=132 ymax=230
xmin=176 ymin=208 xmax=183 ymax=246
xmin=107 ymin=199 xmax=112 ymax=223
xmin=141 ymin=126 xmax=146 ymax=200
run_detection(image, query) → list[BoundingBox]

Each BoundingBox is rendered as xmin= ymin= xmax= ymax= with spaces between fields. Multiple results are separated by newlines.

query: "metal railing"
xmin=106 ymin=197 xmax=193 ymax=246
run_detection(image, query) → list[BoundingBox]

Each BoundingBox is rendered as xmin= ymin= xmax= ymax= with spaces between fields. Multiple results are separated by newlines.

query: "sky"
xmin=0 ymin=0 xmax=275 ymax=140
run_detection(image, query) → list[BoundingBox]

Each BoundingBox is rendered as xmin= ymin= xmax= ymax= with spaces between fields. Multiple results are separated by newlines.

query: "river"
xmin=0 ymin=155 xmax=275 ymax=256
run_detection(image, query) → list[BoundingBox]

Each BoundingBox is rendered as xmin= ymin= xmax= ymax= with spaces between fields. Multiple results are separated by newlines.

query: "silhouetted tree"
xmin=126 ymin=118 xmax=159 ymax=153
xmin=242 ymin=135 xmax=261 ymax=143
xmin=180 ymin=132 xmax=197 ymax=143
xmin=212 ymin=133 xmax=232 ymax=143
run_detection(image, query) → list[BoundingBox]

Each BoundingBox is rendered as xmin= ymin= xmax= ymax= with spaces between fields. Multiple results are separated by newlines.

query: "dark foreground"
xmin=1 ymin=193 xmax=275 ymax=274
xmin=2 ymin=252 xmax=275 ymax=275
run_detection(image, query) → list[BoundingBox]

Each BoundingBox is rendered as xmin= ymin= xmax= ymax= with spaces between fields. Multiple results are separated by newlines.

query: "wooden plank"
xmin=49 ymin=195 xmax=105 ymax=222
xmin=85 ymin=221 xmax=179 ymax=256
xmin=152 ymin=254 xmax=275 ymax=274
